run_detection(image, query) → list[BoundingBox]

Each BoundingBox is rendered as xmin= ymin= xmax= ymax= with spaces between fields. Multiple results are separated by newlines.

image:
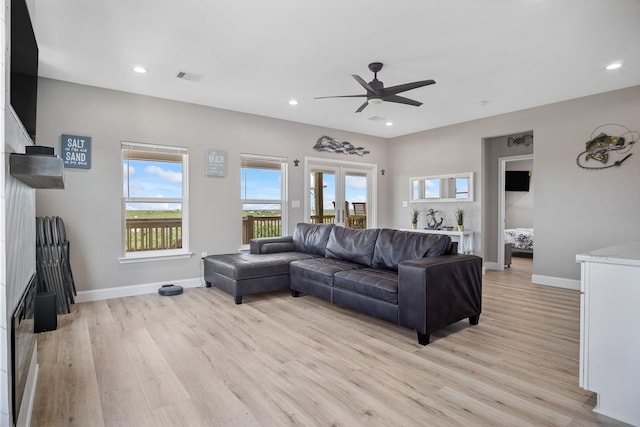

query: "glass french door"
xmin=305 ymin=158 xmax=376 ymax=229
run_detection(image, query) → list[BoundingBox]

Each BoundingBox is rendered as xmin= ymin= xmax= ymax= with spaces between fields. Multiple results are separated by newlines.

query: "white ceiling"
xmin=28 ymin=0 xmax=640 ymax=138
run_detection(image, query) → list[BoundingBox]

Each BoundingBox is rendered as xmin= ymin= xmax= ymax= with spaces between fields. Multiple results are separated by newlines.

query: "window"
xmin=121 ymin=142 xmax=189 ymax=260
xmin=240 ymin=154 xmax=287 ymax=245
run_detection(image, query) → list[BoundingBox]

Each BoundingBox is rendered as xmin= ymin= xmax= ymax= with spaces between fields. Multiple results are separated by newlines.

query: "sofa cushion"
xmin=259 ymin=242 xmax=295 ymax=254
xmin=325 ymin=226 xmax=380 ymax=266
xmin=290 ymin=258 xmax=363 ymax=285
xmin=372 ymin=229 xmax=452 ymax=271
xmin=292 ymin=223 xmax=335 ymax=256
xmin=334 ymin=268 xmax=399 ymax=304
xmin=204 ymin=252 xmax=316 ymax=280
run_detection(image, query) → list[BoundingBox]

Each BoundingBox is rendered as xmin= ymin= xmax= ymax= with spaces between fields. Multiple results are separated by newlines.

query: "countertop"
xmin=576 ymin=241 xmax=640 ymax=267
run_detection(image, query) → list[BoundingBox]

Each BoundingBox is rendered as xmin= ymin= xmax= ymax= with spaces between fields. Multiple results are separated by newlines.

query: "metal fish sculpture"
xmin=314 ymin=135 xmax=370 ymax=156
xmin=507 ymin=134 xmax=533 ymax=147
xmin=576 ymin=125 xmax=638 ymax=170
xmin=584 ymin=133 xmax=626 ymax=163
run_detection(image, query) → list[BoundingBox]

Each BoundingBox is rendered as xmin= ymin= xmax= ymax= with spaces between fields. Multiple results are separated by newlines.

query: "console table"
xmin=401 ymin=229 xmax=474 ymax=254
xmin=576 ymin=242 xmax=640 ymax=426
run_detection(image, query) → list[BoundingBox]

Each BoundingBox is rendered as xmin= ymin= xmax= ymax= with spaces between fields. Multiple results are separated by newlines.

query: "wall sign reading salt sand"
xmin=61 ymin=134 xmax=91 ymax=169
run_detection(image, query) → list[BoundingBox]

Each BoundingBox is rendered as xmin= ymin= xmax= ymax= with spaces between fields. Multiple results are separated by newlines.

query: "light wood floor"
xmin=32 ymin=258 xmax=628 ymax=426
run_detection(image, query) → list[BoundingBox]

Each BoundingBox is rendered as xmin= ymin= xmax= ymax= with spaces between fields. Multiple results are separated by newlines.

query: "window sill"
xmin=118 ymin=250 xmax=193 ymax=264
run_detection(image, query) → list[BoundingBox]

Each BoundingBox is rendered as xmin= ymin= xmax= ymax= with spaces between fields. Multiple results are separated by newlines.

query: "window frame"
xmin=240 ymin=153 xmax=288 ymax=247
xmin=119 ymin=141 xmax=191 ymax=263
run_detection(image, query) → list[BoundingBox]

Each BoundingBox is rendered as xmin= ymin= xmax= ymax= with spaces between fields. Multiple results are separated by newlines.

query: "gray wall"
xmin=390 ymin=84 xmax=640 ymax=281
xmin=35 ymin=79 xmax=640 ymax=290
xmin=35 ymin=78 xmax=389 ymax=292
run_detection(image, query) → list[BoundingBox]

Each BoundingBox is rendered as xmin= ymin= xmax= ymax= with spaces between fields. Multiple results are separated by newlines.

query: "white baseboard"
xmin=531 ymin=274 xmax=580 ymax=291
xmin=484 ymin=262 xmax=500 ymax=270
xmin=484 ymin=263 xmax=580 ymax=291
xmin=75 ymin=277 xmax=204 ymax=302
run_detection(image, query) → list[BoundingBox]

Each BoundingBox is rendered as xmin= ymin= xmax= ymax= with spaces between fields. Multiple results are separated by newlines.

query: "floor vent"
xmin=176 ymin=71 xmax=204 ymax=82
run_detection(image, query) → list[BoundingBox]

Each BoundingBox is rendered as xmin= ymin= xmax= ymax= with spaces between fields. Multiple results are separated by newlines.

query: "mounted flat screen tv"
xmin=10 ymin=0 xmax=39 ymax=143
xmin=505 ymin=171 xmax=530 ymax=192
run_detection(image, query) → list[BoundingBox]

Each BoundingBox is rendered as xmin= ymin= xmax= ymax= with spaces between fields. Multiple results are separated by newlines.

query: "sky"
xmin=242 ymin=168 xmax=368 ymax=212
xmin=123 ymin=159 xmax=182 ymax=210
xmin=122 ymin=161 xmax=368 ymax=213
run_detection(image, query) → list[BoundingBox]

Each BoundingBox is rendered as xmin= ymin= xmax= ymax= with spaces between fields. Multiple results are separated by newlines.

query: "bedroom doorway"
xmin=498 ymin=154 xmax=534 ymax=271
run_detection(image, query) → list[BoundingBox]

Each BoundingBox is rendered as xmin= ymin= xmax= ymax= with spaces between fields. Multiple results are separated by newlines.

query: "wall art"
xmin=576 ymin=124 xmax=638 ymax=170
xmin=314 ymin=135 xmax=370 ymax=156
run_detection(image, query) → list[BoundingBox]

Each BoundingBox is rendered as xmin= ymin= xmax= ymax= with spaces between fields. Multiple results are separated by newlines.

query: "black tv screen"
xmin=10 ymin=0 xmax=39 ymax=142
xmin=505 ymin=171 xmax=530 ymax=192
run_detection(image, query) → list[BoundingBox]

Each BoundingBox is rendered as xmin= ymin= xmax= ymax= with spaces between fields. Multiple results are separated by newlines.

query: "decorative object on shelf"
xmin=576 ymin=124 xmax=638 ymax=170
xmin=425 ymin=208 xmax=443 ymax=230
xmin=507 ymin=134 xmax=533 ymax=147
xmin=410 ymin=207 xmax=422 ymax=229
xmin=293 ymin=159 xmax=300 ymax=167
xmin=455 ymin=207 xmax=464 ymax=232
xmin=314 ymin=135 xmax=370 ymax=156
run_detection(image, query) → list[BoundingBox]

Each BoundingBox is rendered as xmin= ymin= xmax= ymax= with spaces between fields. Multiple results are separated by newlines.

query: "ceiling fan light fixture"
xmin=368 ymin=98 xmax=383 ymax=105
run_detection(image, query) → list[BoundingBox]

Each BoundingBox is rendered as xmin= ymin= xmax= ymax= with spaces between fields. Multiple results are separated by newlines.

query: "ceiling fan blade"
xmin=383 ymin=95 xmax=423 ymax=107
xmin=384 ymin=79 xmax=435 ymax=96
xmin=355 ymin=101 xmax=369 ymax=113
xmin=352 ymin=75 xmax=376 ymax=93
xmin=314 ymin=95 xmax=367 ymax=99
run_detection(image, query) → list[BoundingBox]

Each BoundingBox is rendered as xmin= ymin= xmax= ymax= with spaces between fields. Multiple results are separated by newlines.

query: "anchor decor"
xmin=576 ymin=124 xmax=638 ymax=170
xmin=425 ymin=209 xmax=443 ymax=230
xmin=313 ymin=135 xmax=370 ymax=156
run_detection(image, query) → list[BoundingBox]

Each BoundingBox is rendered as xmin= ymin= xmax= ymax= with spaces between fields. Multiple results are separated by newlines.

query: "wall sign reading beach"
xmin=206 ymin=149 xmax=227 ymax=176
xmin=61 ymin=134 xmax=91 ymax=169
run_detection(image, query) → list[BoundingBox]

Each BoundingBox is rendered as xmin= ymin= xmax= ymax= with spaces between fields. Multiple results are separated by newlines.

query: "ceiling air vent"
xmin=368 ymin=116 xmax=388 ymax=122
xmin=176 ymin=71 xmax=204 ymax=82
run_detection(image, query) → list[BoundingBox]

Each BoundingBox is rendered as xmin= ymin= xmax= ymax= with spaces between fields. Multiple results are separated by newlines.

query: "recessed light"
xmin=288 ymin=99 xmax=298 ymax=106
xmin=605 ymin=62 xmax=623 ymax=70
xmin=133 ymin=66 xmax=148 ymax=74
xmin=385 ymin=121 xmax=393 ymax=126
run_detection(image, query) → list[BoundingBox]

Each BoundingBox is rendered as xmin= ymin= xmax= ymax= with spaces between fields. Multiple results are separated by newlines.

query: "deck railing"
xmin=309 ymin=215 xmax=336 ymax=224
xmin=242 ymin=215 xmax=283 ymax=244
xmin=126 ymin=215 xmax=346 ymax=250
xmin=242 ymin=215 xmax=338 ymax=244
xmin=126 ymin=218 xmax=182 ymax=251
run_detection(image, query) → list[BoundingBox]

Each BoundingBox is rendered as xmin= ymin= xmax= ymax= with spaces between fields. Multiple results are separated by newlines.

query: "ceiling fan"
xmin=315 ymin=62 xmax=435 ymax=113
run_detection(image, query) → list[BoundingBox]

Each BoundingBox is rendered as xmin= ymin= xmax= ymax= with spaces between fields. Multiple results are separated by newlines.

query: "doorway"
xmin=304 ymin=157 xmax=377 ymax=229
xmin=498 ymin=154 xmax=534 ymax=271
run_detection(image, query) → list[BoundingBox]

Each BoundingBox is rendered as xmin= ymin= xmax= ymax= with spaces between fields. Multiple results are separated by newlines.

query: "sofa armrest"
xmin=250 ymin=236 xmax=295 ymax=254
xmin=397 ymin=254 xmax=482 ymax=337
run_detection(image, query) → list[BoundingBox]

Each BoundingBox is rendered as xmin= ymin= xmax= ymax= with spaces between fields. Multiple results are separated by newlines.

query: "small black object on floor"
xmin=158 ymin=284 xmax=183 ymax=296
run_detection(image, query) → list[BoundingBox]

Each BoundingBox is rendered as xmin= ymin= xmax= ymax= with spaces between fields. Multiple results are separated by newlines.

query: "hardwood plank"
xmin=32 ymin=258 xmax=631 ymax=426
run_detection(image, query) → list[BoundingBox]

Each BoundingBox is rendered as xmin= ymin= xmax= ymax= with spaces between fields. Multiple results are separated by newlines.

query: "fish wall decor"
xmin=314 ymin=135 xmax=370 ymax=156
xmin=576 ymin=124 xmax=638 ymax=170
xmin=507 ymin=134 xmax=533 ymax=147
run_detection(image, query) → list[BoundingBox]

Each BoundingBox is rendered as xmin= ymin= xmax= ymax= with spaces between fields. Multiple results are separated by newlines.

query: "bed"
xmin=504 ymin=228 xmax=534 ymax=255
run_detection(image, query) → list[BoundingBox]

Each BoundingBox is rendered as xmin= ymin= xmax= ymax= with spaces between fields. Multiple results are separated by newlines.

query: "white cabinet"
xmin=576 ymin=242 xmax=640 ymax=426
